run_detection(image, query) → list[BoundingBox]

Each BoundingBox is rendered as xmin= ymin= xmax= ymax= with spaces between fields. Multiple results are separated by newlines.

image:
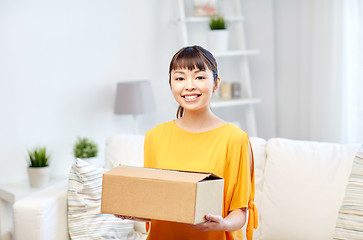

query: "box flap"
xmin=106 ymin=165 xmax=217 ymax=183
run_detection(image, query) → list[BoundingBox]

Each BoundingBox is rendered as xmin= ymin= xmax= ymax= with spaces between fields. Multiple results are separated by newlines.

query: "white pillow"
xmin=260 ymin=138 xmax=360 ymax=240
xmin=67 ymin=158 xmax=142 ymax=239
xmin=104 ymin=134 xmax=145 ymax=169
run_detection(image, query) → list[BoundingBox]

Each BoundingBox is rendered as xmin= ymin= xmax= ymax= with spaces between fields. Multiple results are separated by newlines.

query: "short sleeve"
xmin=228 ymin=133 xmax=252 ymax=211
xmin=227 ymin=133 xmax=258 ymax=240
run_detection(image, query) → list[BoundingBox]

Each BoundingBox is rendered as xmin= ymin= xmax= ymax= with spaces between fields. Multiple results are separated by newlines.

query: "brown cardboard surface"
xmin=101 ymin=166 xmax=224 ymax=224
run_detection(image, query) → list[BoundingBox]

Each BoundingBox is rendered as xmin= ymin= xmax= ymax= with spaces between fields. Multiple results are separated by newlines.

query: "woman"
xmin=118 ymin=45 xmax=257 ymax=240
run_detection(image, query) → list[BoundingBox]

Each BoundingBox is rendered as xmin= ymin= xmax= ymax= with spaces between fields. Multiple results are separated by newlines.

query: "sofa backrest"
xmin=104 ymin=134 xmax=360 ymax=240
xmin=249 ymin=137 xmax=267 ymax=199
xmin=104 ymin=134 xmax=145 ymax=169
xmin=259 ymin=138 xmax=360 ymax=240
xmin=104 ymin=134 xmax=267 ymax=239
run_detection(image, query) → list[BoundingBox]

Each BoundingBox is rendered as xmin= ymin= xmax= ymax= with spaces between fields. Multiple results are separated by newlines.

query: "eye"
xmin=196 ymin=76 xmax=205 ymax=80
xmin=175 ymin=77 xmax=184 ymax=81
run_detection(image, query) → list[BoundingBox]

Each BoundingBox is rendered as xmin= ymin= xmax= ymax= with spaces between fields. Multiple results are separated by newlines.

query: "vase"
xmin=207 ymin=29 xmax=229 ymax=52
xmin=27 ymin=166 xmax=50 ymax=188
xmin=220 ymin=82 xmax=232 ymax=99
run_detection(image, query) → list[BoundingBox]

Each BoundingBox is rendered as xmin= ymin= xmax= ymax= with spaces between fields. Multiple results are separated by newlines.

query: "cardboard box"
xmin=101 ymin=166 xmax=224 ymax=224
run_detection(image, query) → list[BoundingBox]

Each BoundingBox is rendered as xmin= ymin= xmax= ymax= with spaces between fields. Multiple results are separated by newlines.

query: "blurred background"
xmin=0 ymin=0 xmax=362 ymax=182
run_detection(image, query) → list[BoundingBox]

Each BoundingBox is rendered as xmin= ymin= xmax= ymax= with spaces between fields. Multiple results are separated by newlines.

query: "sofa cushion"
xmin=334 ymin=145 xmax=363 ymax=239
xmin=260 ymin=138 xmax=360 ymax=240
xmin=67 ymin=158 xmax=142 ymax=239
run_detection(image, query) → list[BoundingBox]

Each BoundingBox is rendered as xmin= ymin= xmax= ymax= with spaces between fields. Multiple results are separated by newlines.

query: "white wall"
xmin=0 ymin=0 xmax=176 ymax=182
xmin=0 ymin=0 xmax=275 ymax=183
xmin=274 ymin=0 xmax=303 ymax=140
xmin=242 ymin=0 xmax=276 ymax=139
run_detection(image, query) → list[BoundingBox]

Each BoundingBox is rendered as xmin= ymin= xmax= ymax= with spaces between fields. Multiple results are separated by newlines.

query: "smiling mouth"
xmin=183 ymin=94 xmax=201 ymax=100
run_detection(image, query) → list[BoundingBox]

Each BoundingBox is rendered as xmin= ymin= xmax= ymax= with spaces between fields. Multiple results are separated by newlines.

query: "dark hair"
xmin=169 ymin=45 xmax=218 ymax=118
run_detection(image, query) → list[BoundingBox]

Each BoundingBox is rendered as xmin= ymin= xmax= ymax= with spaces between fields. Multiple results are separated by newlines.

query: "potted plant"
xmin=73 ymin=137 xmax=99 ymax=167
xmin=208 ymin=15 xmax=229 ymax=52
xmin=26 ymin=146 xmax=50 ymax=188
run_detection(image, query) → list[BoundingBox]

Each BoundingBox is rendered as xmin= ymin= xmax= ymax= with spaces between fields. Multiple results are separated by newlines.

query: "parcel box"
xmin=101 ymin=166 xmax=224 ymax=224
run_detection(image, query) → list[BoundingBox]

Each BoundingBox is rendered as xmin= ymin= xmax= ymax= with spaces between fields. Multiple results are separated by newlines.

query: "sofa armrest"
xmin=13 ymin=180 xmax=69 ymax=240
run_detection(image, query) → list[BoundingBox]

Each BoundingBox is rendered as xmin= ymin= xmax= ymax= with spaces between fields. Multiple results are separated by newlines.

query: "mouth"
xmin=182 ymin=94 xmax=201 ymax=101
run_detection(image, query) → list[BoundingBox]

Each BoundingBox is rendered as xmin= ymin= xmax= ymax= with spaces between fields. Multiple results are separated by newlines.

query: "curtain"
xmin=299 ymin=0 xmax=363 ymax=144
xmin=340 ymin=0 xmax=363 ymax=143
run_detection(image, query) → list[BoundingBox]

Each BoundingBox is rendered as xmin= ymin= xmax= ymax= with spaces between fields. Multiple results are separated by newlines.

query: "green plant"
xmin=27 ymin=147 xmax=50 ymax=167
xmin=209 ymin=15 xmax=226 ymax=30
xmin=73 ymin=137 xmax=98 ymax=158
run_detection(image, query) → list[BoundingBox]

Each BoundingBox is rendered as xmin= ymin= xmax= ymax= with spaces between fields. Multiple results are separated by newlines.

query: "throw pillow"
xmin=260 ymin=138 xmax=360 ymax=239
xmin=68 ymin=158 xmax=142 ymax=239
xmin=104 ymin=134 xmax=145 ymax=169
xmin=334 ymin=145 xmax=363 ymax=240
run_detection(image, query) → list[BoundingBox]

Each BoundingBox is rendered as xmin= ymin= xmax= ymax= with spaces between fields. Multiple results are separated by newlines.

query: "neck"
xmin=183 ymin=108 xmax=213 ymax=123
xmin=176 ymin=108 xmax=225 ymax=133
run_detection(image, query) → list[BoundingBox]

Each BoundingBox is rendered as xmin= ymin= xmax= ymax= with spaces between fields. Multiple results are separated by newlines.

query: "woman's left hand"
xmin=190 ymin=208 xmax=247 ymax=232
xmin=114 ymin=215 xmax=150 ymax=222
xmin=189 ymin=214 xmax=227 ymax=232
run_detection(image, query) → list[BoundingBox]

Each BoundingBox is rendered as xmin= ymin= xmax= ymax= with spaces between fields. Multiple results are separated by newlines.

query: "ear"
xmin=213 ymin=77 xmax=221 ymax=93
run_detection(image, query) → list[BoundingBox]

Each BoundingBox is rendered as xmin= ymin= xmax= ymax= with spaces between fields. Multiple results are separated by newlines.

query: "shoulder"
xmin=224 ymin=124 xmax=249 ymax=141
xmin=219 ymin=124 xmax=250 ymax=151
xmin=145 ymin=121 xmax=174 ymax=138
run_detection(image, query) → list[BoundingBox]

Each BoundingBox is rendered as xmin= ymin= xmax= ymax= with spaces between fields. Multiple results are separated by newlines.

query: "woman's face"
xmin=170 ymin=67 xmax=219 ymax=114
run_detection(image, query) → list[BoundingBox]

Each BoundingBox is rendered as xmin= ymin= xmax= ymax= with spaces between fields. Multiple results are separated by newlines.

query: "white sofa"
xmin=13 ymin=134 xmax=360 ymax=240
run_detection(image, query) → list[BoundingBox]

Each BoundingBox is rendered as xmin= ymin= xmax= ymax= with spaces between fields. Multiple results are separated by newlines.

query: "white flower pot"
xmin=27 ymin=167 xmax=50 ymax=188
xmin=208 ymin=29 xmax=229 ymax=52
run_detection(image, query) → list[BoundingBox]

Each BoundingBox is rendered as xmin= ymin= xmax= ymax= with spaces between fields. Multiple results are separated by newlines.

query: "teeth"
xmin=185 ymin=95 xmax=198 ymax=99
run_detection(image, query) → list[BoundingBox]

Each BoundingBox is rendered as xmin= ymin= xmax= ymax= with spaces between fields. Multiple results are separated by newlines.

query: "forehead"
xmin=171 ymin=56 xmax=210 ymax=71
xmin=171 ymin=68 xmax=211 ymax=74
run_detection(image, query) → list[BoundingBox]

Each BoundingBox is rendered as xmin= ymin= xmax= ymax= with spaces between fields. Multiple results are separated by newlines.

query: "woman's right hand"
xmin=114 ymin=215 xmax=150 ymax=222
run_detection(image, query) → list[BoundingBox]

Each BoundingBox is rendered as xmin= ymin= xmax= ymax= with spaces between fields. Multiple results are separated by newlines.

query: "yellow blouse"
xmin=144 ymin=121 xmax=258 ymax=240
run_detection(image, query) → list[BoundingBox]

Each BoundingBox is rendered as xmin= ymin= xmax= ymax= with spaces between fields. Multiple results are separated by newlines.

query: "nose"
xmin=185 ymin=78 xmax=196 ymax=90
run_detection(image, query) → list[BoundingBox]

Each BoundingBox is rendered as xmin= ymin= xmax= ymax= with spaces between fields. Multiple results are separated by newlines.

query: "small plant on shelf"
xmin=209 ymin=15 xmax=226 ymax=30
xmin=73 ymin=137 xmax=98 ymax=159
xmin=27 ymin=147 xmax=50 ymax=167
xmin=207 ymin=15 xmax=229 ymax=52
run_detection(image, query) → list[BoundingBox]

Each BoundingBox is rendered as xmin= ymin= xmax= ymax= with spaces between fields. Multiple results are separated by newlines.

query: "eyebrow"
xmin=173 ymin=69 xmax=205 ymax=75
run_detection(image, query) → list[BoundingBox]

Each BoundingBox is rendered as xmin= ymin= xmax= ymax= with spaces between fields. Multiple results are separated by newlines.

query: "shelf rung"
xmin=213 ymin=50 xmax=260 ymax=57
xmin=183 ymin=16 xmax=245 ymax=23
xmin=211 ymin=98 xmax=261 ymax=108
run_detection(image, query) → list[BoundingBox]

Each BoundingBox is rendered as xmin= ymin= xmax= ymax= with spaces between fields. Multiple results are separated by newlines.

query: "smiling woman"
xmin=114 ymin=45 xmax=258 ymax=240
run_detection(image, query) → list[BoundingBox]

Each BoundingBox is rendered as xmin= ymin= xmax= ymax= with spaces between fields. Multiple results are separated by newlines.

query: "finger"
xmin=205 ymin=214 xmax=221 ymax=223
xmin=114 ymin=215 xmax=129 ymax=220
xmin=189 ymin=222 xmax=207 ymax=231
